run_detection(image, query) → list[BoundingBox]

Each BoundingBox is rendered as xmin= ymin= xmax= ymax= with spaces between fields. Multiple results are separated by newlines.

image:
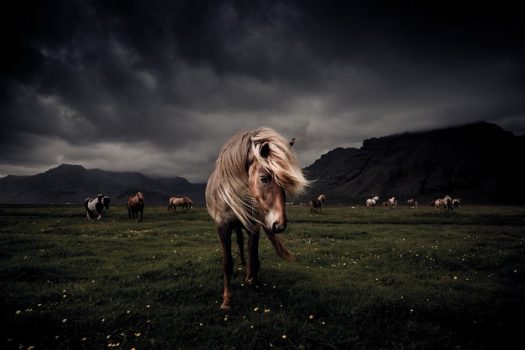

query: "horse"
xmin=127 ymin=192 xmax=144 ymax=222
xmin=309 ymin=194 xmax=326 ymax=213
xmin=407 ymin=198 xmax=418 ymax=209
xmin=84 ymin=194 xmax=110 ymax=220
xmin=386 ymin=196 xmax=397 ymax=209
xmin=206 ymin=127 xmax=308 ymax=310
xmin=433 ymin=198 xmax=445 ymax=211
xmin=168 ymin=196 xmax=193 ymax=212
xmin=453 ymin=198 xmax=461 ymax=208
xmin=443 ymin=195 xmax=454 ymax=211
xmin=366 ymin=196 xmax=380 ymax=209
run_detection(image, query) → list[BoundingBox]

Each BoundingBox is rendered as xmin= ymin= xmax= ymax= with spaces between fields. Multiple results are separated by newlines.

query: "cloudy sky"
xmin=2 ymin=0 xmax=524 ymax=181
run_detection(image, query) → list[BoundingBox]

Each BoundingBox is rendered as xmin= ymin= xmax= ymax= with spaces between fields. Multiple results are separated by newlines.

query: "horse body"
xmin=386 ymin=196 xmax=397 ymax=209
xmin=310 ymin=194 xmax=325 ymax=212
xmin=168 ymin=196 xmax=193 ymax=212
xmin=443 ymin=195 xmax=454 ymax=211
xmin=366 ymin=196 xmax=379 ymax=209
xmin=407 ymin=198 xmax=418 ymax=209
xmin=84 ymin=194 xmax=110 ymax=220
xmin=433 ymin=198 xmax=445 ymax=211
xmin=206 ymin=127 xmax=308 ymax=309
xmin=127 ymin=192 xmax=144 ymax=222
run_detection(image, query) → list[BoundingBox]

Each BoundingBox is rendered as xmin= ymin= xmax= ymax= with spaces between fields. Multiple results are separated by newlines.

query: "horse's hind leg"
xmin=245 ymin=230 xmax=260 ymax=287
xmin=235 ymin=226 xmax=246 ymax=266
xmin=218 ymin=223 xmax=234 ymax=310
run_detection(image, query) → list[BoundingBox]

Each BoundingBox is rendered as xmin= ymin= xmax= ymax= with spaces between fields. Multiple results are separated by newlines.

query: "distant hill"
xmin=0 ymin=164 xmax=206 ymax=204
xmin=303 ymin=122 xmax=525 ymax=204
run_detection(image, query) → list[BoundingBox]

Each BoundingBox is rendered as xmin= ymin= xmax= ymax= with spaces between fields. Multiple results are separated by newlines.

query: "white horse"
xmin=366 ymin=196 xmax=380 ymax=209
xmin=84 ymin=194 xmax=110 ymax=220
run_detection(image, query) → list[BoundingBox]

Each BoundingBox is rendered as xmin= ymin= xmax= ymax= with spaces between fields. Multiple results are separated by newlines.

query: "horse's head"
xmin=248 ymin=142 xmax=287 ymax=234
xmin=137 ymin=192 xmax=144 ymax=203
xmin=103 ymin=196 xmax=111 ymax=209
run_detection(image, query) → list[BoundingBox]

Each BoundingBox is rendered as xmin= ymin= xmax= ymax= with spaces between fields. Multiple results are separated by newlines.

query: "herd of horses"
xmin=84 ymin=193 xmax=194 ymax=222
xmin=83 ymin=127 xmax=463 ymax=310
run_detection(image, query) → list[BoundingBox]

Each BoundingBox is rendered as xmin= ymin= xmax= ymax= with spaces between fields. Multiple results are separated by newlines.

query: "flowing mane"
xmin=209 ymin=127 xmax=308 ymax=229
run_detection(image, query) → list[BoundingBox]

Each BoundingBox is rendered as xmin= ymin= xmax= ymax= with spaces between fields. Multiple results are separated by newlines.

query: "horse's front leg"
xmin=218 ymin=223 xmax=234 ymax=310
xmin=245 ymin=230 xmax=260 ymax=287
xmin=235 ymin=226 xmax=246 ymax=266
xmin=139 ymin=209 xmax=143 ymax=222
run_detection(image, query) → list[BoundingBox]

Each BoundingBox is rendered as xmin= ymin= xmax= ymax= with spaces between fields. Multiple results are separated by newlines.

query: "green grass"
xmin=1 ymin=205 xmax=524 ymax=349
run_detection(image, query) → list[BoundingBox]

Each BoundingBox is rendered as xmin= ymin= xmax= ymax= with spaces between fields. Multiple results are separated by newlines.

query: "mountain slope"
xmin=0 ymin=164 xmax=205 ymax=204
xmin=304 ymin=122 xmax=525 ymax=204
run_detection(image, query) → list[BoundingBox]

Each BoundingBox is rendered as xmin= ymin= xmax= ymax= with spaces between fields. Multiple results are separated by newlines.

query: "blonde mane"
xmin=210 ymin=127 xmax=309 ymax=229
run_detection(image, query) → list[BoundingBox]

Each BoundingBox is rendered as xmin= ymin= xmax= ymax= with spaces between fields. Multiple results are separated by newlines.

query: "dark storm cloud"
xmin=1 ymin=0 xmax=524 ymax=180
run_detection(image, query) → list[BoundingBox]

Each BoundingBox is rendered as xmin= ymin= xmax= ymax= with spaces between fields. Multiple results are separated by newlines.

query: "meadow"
xmin=1 ymin=204 xmax=524 ymax=349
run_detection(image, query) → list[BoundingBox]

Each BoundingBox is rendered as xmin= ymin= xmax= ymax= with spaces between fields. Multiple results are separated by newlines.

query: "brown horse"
xmin=127 ymin=192 xmax=144 ymax=222
xmin=206 ymin=127 xmax=308 ymax=310
xmin=168 ymin=196 xmax=193 ymax=212
xmin=309 ymin=194 xmax=326 ymax=213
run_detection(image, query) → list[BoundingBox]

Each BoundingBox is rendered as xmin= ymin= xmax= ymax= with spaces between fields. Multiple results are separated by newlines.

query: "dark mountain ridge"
xmin=1 ymin=122 xmax=523 ymax=205
xmin=0 ymin=164 xmax=205 ymax=204
xmin=303 ymin=122 xmax=525 ymax=204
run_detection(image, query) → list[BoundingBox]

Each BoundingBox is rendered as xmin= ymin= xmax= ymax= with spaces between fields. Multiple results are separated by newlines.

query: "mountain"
xmin=303 ymin=122 xmax=525 ymax=204
xmin=0 ymin=164 xmax=206 ymax=204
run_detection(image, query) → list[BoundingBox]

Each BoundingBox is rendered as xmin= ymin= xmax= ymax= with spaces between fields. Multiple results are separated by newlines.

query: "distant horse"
xmin=310 ymin=194 xmax=326 ymax=213
xmin=443 ymin=195 xmax=454 ymax=211
xmin=407 ymin=198 xmax=418 ymax=209
xmin=386 ymin=196 xmax=397 ymax=209
xmin=127 ymin=192 xmax=144 ymax=222
xmin=433 ymin=198 xmax=445 ymax=211
xmin=206 ymin=127 xmax=308 ymax=309
xmin=453 ymin=198 xmax=461 ymax=208
xmin=366 ymin=196 xmax=380 ymax=209
xmin=168 ymin=196 xmax=193 ymax=212
xmin=84 ymin=194 xmax=110 ymax=220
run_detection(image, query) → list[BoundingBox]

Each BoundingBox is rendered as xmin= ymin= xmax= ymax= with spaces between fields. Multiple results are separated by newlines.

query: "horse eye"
xmin=260 ymin=175 xmax=270 ymax=184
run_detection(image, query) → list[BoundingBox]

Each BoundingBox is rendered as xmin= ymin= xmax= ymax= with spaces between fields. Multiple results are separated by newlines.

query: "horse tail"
xmin=265 ymin=233 xmax=294 ymax=261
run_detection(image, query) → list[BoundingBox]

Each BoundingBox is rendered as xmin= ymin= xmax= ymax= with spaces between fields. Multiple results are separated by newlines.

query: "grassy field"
xmin=1 ymin=204 xmax=524 ymax=349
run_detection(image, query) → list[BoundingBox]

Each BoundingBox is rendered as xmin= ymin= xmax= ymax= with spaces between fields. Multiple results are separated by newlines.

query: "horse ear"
xmin=260 ymin=142 xmax=270 ymax=158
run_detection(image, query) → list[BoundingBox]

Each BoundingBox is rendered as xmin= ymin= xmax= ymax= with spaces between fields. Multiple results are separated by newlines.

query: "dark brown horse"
xmin=309 ymin=194 xmax=326 ymax=213
xmin=206 ymin=127 xmax=309 ymax=309
xmin=127 ymin=192 xmax=144 ymax=222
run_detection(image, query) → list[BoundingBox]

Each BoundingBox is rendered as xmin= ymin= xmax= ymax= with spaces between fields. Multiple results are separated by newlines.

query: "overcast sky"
xmin=1 ymin=0 xmax=524 ymax=181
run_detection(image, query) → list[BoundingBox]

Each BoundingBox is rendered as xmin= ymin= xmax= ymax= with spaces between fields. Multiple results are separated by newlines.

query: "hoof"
xmin=244 ymin=277 xmax=259 ymax=287
xmin=220 ymin=303 xmax=231 ymax=310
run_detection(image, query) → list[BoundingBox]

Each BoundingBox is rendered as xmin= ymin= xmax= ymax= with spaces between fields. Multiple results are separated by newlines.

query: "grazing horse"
xmin=84 ymin=194 xmax=110 ymax=220
xmin=168 ymin=196 xmax=193 ymax=212
xmin=407 ymin=198 xmax=418 ymax=209
xmin=366 ymin=196 xmax=380 ymax=209
xmin=452 ymin=198 xmax=461 ymax=208
xmin=206 ymin=127 xmax=308 ymax=310
xmin=309 ymin=194 xmax=326 ymax=213
xmin=127 ymin=192 xmax=144 ymax=222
